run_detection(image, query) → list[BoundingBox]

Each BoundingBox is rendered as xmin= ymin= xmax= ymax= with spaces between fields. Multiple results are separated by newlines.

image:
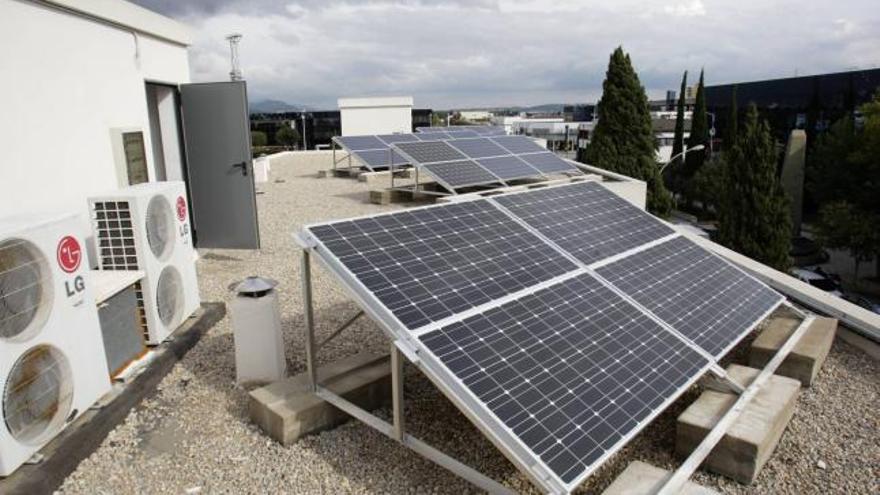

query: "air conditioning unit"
xmin=0 ymin=212 xmax=111 ymax=476
xmin=89 ymin=181 xmax=200 ymax=345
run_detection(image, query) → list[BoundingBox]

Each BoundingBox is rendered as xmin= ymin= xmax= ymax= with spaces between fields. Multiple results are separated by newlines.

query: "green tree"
xmin=584 ymin=47 xmax=672 ymax=216
xmin=666 ymin=70 xmax=688 ymax=195
xmin=816 ymin=201 xmax=879 ymax=279
xmin=690 ymin=155 xmax=724 ymax=218
xmin=725 ymin=85 xmax=738 ymax=147
xmin=717 ymin=103 xmax=791 ymax=271
xmin=251 ymin=130 xmax=267 ymax=148
xmin=682 ymin=69 xmax=708 ymax=206
xmin=275 ymin=124 xmax=300 ymax=149
xmin=808 ymin=93 xmax=880 ymax=278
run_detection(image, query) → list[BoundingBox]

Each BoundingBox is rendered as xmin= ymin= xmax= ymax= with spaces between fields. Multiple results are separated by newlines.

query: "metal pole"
xmin=391 ymin=343 xmax=405 ymax=442
xmin=301 ymin=112 xmax=308 ymax=150
xmin=301 ymin=249 xmax=317 ymax=391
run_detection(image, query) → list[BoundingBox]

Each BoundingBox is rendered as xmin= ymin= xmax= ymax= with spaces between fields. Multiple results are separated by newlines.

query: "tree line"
xmin=580 ymin=46 xmax=880 ymax=277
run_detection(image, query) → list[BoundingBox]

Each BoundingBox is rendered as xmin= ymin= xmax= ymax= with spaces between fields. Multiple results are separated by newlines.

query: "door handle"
xmin=232 ymin=161 xmax=248 ymax=176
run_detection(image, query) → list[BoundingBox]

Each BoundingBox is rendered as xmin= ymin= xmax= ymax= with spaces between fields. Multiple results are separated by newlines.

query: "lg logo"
xmin=57 ymin=236 xmax=85 ymax=299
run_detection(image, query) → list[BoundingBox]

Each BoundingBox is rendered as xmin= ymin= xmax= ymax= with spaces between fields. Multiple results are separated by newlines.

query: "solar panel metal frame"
xmin=297 ymin=180 xmax=785 ymax=493
xmin=392 ymin=140 xmax=506 ymax=192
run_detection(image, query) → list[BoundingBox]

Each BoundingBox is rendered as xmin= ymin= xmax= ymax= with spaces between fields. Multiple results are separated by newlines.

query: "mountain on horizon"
xmin=249 ymin=99 xmax=316 ymax=113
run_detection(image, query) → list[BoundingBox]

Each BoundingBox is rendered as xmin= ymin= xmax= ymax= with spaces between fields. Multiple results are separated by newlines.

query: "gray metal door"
xmin=180 ymin=81 xmax=260 ymax=249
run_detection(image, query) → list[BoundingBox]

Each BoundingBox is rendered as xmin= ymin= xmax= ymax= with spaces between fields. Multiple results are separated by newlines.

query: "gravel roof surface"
xmin=61 ymin=155 xmax=880 ymax=494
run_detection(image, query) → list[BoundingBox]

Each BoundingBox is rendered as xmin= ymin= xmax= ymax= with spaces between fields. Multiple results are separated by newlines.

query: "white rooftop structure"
xmin=338 ymin=96 xmax=414 ymax=136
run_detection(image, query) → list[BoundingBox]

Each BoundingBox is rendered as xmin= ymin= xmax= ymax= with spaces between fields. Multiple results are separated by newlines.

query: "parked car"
xmin=791 ymin=267 xmax=843 ymax=296
xmin=842 ymin=293 xmax=880 ymax=315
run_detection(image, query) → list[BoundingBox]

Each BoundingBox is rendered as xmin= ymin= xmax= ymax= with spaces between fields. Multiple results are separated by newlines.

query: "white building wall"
xmin=338 ymin=96 xmax=413 ymax=136
xmin=0 ymin=0 xmax=190 ymax=217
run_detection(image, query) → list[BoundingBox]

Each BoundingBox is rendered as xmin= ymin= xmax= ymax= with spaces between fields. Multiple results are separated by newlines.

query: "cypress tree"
xmin=667 ymin=71 xmax=688 ymax=194
xmin=585 ymin=47 xmax=672 ymax=216
xmin=683 ymin=69 xmax=708 ymax=206
xmin=717 ymin=104 xmax=791 ymax=271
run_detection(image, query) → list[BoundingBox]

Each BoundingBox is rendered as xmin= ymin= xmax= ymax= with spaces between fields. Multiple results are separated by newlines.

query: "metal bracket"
xmin=292 ymin=231 xmax=316 ymax=249
xmin=657 ymin=313 xmax=816 ymax=495
xmin=317 ymin=310 xmax=364 ymax=349
xmin=707 ymin=365 xmax=746 ymax=394
xmin=299 ymin=247 xmax=515 ymax=494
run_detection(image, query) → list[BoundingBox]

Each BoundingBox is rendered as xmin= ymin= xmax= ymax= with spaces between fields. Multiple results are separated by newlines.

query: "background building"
xmin=705 ymin=68 xmax=880 ymax=147
xmin=250 ymin=108 xmax=434 ymax=150
xmin=338 ymin=96 xmax=413 ymax=136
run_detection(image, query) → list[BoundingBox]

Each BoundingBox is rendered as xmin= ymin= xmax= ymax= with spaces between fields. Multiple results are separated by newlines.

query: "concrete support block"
xmin=369 ymin=189 xmax=414 ymax=205
xmin=602 ymin=461 xmax=720 ymax=495
xmin=248 ymin=352 xmax=390 ymax=445
xmin=676 ymin=365 xmax=800 ymax=484
xmin=750 ymin=314 xmax=837 ymax=386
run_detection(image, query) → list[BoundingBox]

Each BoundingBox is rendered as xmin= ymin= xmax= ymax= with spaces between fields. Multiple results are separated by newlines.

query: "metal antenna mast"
xmin=226 ymin=33 xmax=243 ymax=81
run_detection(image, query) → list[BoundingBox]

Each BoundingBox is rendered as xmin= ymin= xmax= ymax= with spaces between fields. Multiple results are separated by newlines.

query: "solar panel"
xmin=419 ymin=272 xmax=710 ymax=487
xmin=494 ymin=182 xmax=675 ymax=265
xmin=445 ymin=130 xmax=481 ymax=138
xmin=518 ymin=152 xmax=580 ymax=174
xmin=596 ymin=236 xmax=785 ymax=358
xmin=422 ymin=160 xmax=500 ymax=188
xmin=416 ymin=131 xmax=452 ymax=140
xmin=477 ymin=156 xmax=544 ymax=180
xmin=394 ymin=141 xmax=467 ymax=164
xmin=447 ymin=138 xmax=510 ymax=159
xmin=354 ymin=149 xmax=410 ymax=168
xmin=491 ymin=135 xmax=548 ymax=154
xmin=306 ymin=200 xmax=578 ymax=330
xmin=376 ymin=133 xmax=421 ymax=144
xmin=336 ymin=135 xmax=386 ymax=151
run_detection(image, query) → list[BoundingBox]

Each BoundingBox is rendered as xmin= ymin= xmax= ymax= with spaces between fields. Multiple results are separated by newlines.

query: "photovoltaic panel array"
xmin=494 ymin=181 xmax=675 ymax=265
xmin=419 ymin=272 xmax=709 ymax=485
xmin=393 ymin=141 xmax=505 ymax=189
xmin=392 ymin=136 xmax=580 ymax=190
xmin=335 ymin=132 xmax=492 ymax=171
xmin=417 ymin=125 xmax=507 ymax=136
xmin=302 ymin=181 xmax=784 ymax=493
xmin=595 ymin=236 xmax=785 ymax=358
xmin=306 ymin=200 xmax=577 ymax=330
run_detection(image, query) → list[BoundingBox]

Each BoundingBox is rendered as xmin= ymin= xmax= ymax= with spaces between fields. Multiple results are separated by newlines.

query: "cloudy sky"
xmin=132 ymin=0 xmax=880 ymax=109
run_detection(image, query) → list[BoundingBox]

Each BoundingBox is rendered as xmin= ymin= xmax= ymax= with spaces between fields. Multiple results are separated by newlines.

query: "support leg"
xmin=392 ymin=343 xmax=405 ymax=442
xmin=301 ymin=249 xmax=317 ymax=391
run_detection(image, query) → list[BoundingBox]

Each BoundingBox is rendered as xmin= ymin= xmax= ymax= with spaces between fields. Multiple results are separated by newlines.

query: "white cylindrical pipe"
xmin=230 ymin=290 xmax=286 ymax=385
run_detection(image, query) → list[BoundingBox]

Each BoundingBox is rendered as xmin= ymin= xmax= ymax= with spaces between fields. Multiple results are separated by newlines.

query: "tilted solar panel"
xmin=477 ymin=156 xmax=544 ymax=180
xmin=518 ymin=152 xmax=580 ymax=174
xmin=494 ymin=181 xmax=675 ymax=265
xmin=422 ymin=160 xmax=500 ymax=188
xmin=447 ymin=138 xmax=509 ymax=159
xmin=353 ymin=149 xmax=410 ymax=168
xmin=376 ymin=133 xmax=421 ymax=144
xmin=336 ymin=135 xmax=386 ymax=151
xmin=394 ymin=141 xmax=468 ymax=164
xmin=491 ymin=135 xmax=548 ymax=154
xmin=595 ymin=236 xmax=785 ymax=358
xmin=306 ymin=200 xmax=577 ymax=330
xmin=419 ymin=272 xmax=710 ymax=488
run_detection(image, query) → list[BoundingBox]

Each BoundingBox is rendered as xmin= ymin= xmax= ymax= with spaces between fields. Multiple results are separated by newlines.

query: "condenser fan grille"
xmin=93 ymin=201 xmax=138 ymax=270
xmin=0 ymin=239 xmax=51 ymax=340
xmin=3 ymin=345 xmax=73 ymax=444
xmin=156 ymin=266 xmax=183 ymax=328
xmin=145 ymin=195 xmax=174 ymax=261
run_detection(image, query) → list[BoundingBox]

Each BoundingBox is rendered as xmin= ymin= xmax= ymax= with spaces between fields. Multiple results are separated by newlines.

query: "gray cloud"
xmin=131 ymin=0 xmax=880 ymax=109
